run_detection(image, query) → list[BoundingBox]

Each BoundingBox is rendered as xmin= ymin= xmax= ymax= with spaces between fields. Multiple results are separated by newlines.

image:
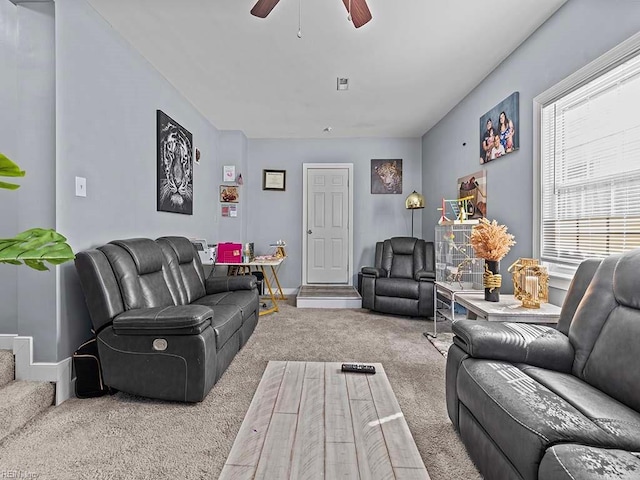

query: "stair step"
xmin=0 ymin=380 xmax=55 ymax=443
xmin=0 ymin=350 xmax=14 ymax=388
xmin=296 ymin=285 xmax=362 ymax=309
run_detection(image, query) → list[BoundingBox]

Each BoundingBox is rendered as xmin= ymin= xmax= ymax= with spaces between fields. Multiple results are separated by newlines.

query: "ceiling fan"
xmin=250 ymin=0 xmax=372 ymax=29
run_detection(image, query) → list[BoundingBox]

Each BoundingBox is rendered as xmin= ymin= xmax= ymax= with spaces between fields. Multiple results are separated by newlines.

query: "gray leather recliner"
xmin=446 ymin=251 xmax=640 ymax=479
xmin=74 ymin=236 xmax=259 ymax=402
xmin=360 ymin=237 xmax=435 ymax=318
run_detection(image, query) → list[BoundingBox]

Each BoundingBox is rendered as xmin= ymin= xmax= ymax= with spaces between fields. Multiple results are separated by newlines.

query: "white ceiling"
xmin=86 ymin=0 xmax=567 ymax=138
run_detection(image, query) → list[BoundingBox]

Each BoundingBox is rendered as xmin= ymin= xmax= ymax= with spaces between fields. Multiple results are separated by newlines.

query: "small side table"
xmin=454 ymin=293 xmax=561 ymax=324
xmin=424 ymin=281 xmax=483 ymax=338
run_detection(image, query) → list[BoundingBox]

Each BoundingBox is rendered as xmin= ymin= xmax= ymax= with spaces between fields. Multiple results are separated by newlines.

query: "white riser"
xmin=296 ymin=297 xmax=362 ymax=309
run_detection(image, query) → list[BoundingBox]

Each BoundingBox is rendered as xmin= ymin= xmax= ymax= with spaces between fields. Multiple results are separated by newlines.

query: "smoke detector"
xmin=337 ymin=78 xmax=349 ymax=91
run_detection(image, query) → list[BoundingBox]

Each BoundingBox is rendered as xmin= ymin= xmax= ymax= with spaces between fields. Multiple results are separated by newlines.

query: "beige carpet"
xmin=0 ymin=301 xmax=480 ymax=480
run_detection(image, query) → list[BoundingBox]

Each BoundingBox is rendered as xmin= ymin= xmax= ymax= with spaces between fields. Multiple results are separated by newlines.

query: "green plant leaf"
xmin=0 ymin=153 xmax=25 ymax=190
xmin=0 ymin=181 xmax=20 ymax=190
xmin=0 ymin=228 xmax=75 ymax=271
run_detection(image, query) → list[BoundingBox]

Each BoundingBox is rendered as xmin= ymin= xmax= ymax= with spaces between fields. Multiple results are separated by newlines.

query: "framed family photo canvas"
xmin=479 ymin=92 xmax=519 ymax=165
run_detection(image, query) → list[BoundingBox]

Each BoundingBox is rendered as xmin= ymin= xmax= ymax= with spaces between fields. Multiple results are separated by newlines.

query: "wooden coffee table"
xmin=219 ymin=361 xmax=430 ymax=479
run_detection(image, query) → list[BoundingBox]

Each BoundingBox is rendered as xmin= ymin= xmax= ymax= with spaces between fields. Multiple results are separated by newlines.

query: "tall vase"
xmin=484 ymin=260 xmax=501 ymax=302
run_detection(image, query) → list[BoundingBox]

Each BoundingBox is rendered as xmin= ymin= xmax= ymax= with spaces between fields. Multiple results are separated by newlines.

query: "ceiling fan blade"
xmin=251 ymin=0 xmax=281 ymax=18
xmin=341 ymin=0 xmax=372 ymax=28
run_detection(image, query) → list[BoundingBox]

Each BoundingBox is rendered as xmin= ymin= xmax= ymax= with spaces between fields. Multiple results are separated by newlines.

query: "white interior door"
xmin=306 ymin=167 xmax=350 ymax=284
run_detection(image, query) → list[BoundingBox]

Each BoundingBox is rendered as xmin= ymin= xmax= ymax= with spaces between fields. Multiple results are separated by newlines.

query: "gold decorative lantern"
xmin=508 ymin=258 xmax=549 ymax=308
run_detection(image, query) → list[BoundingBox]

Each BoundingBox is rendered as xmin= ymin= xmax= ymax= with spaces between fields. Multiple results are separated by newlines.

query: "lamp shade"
xmin=405 ymin=191 xmax=425 ymax=209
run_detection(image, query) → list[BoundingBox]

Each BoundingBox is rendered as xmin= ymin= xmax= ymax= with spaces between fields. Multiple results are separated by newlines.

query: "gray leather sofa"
xmin=446 ymin=251 xmax=640 ymax=479
xmin=361 ymin=237 xmax=435 ymax=318
xmin=75 ymin=236 xmax=259 ymax=402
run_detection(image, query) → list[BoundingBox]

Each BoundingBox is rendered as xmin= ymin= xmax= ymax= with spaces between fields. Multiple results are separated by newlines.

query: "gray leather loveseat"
xmin=446 ymin=250 xmax=640 ymax=479
xmin=75 ymin=236 xmax=259 ymax=402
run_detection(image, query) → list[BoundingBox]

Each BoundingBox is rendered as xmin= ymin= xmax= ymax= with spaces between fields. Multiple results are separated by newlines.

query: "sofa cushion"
xmin=111 ymin=238 xmax=164 ymax=275
xmin=540 ymin=445 xmax=640 ymax=480
xmin=458 ymin=359 xmax=612 ymax=480
xmin=157 ymin=237 xmax=206 ymax=305
xmin=568 ymin=249 xmax=640 ymax=413
xmin=376 ymin=277 xmax=419 ymax=299
xmin=217 ymin=290 xmax=260 ymax=317
xmin=569 ymin=253 xmax=619 ymax=378
xmin=203 ymin=304 xmax=242 ymax=351
xmin=100 ymin=241 xmax=174 ymax=310
xmin=521 ymin=365 xmax=640 ymax=451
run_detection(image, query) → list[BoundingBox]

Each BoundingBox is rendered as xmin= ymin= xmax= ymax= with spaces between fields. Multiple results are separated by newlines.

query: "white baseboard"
xmin=0 ymin=334 xmax=18 ymax=350
xmin=13 ymin=337 xmax=72 ymax=406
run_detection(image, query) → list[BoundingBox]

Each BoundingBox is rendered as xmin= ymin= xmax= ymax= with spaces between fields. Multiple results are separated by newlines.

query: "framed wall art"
xmin=223 ymin=165 xmax=235 ymax=182
xmin=157 ymin=110 xmax=193 ymax=215
xmin=479 ymin=92 xmax=519 ymax=165
xmin=220 ymin=185 xmax=239 ymax=203
xmin=457 ymin=170 xmax=487 ymax=219
xmin=263 ymin=169 xmax=286 ymax=191
xmin=371 ymin=159 xmax=402 ymax=194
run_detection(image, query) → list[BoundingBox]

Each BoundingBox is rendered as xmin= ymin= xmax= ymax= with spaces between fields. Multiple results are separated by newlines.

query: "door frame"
xmin=302 ymin=163 xmax=354 ymax=286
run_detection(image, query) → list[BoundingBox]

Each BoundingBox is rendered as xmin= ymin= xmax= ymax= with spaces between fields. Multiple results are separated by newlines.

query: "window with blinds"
xmin=540 ymin=53 xmax=640 ymax=265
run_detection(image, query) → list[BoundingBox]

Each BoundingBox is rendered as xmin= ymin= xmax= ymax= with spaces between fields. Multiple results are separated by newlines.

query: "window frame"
xmin=533 ymin=31 xmax=640 ymax=289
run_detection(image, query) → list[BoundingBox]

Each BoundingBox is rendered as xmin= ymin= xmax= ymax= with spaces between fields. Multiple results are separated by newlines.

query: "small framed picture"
xmin=220 ymin=185 xmax=239 ymax=203
xmin=263 ymin=169 xmax=286 ymax=191
xmin=223 ymin=165 xmax=235 ymax=182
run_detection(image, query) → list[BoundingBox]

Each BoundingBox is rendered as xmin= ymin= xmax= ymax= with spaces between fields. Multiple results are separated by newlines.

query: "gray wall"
xmin=0 ymin=1 xmax=56 ymax=355
xmin=0 ymin=0 xmax=19 ymax=335
xmin=421 ymin=0 xmax=640 ymax=299
xmin=16 ymin=2 xmax=57 ymax=361
xmin=55 ymin=0 xmax=222 ymax=361
xmin=217 ymin=131 xmax=248 ymax=244
xmin=247 ymin=138 xmax=423 ymax=288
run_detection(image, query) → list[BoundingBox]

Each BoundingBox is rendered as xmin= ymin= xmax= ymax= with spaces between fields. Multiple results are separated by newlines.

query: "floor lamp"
xmin=405 ymin=191 xmax=425 ymax=237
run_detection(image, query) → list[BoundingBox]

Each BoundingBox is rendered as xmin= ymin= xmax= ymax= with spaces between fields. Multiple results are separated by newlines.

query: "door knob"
xmin=307 ymin=229 xmax=312 ymax=234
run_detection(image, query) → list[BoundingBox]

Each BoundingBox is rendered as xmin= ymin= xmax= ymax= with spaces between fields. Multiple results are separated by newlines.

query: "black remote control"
xmin=341 ymin=363 xmax=376 ymax=374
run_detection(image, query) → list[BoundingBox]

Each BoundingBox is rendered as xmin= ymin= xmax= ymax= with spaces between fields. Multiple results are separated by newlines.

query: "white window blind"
xmin=541 ymin=53 xmax=640 ymax=265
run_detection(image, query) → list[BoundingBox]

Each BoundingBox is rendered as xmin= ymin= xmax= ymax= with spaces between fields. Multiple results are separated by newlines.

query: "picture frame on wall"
xmin=157 ymin=110 xmax=193 ymax=215
xmin=457 ymin=170 xmax=487 ymax=219
xmin=223 ymin=165 xmax=235 ymax=182
xmin=263 ymin=169 xmax=286 ymax=191
xmin=220 ymin=185 xmax=239 ymax=203
xmin=479 ymin=92 xmax=519 ymax=165
xmin=371 ymin=159 xmax=402 ymax=194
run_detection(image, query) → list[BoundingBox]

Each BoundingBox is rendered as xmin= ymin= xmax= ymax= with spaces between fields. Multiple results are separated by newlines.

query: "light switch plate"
xmin=75 ymin=176 xmax=87 ymax=197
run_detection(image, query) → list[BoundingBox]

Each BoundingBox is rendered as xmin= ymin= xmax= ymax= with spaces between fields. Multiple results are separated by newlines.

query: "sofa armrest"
xmin=415 ymin=270 xmax=436 ymax=281
xmin=205 ymin=275 xmax=256 ymax=295
xmin=452 ymin=320 xmax=574 ymax=372
xmin=361 ymin=266 xmax=386 ymax=278
xmin=113 ymin=305 xmax=213 ymax=335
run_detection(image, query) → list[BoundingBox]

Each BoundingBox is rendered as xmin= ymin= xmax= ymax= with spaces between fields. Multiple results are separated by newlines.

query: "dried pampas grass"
xmin=470 ymin=218 xmax=516 ymax=261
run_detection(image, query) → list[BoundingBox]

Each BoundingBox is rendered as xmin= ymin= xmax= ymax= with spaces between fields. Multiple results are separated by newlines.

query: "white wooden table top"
xmin=219 ymin=361 xmax=430 ymax=480
xmin=216 ymin=257 xmax=284 ymax=267
xmin=455 ymin=293 xmax=561 ymax=323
